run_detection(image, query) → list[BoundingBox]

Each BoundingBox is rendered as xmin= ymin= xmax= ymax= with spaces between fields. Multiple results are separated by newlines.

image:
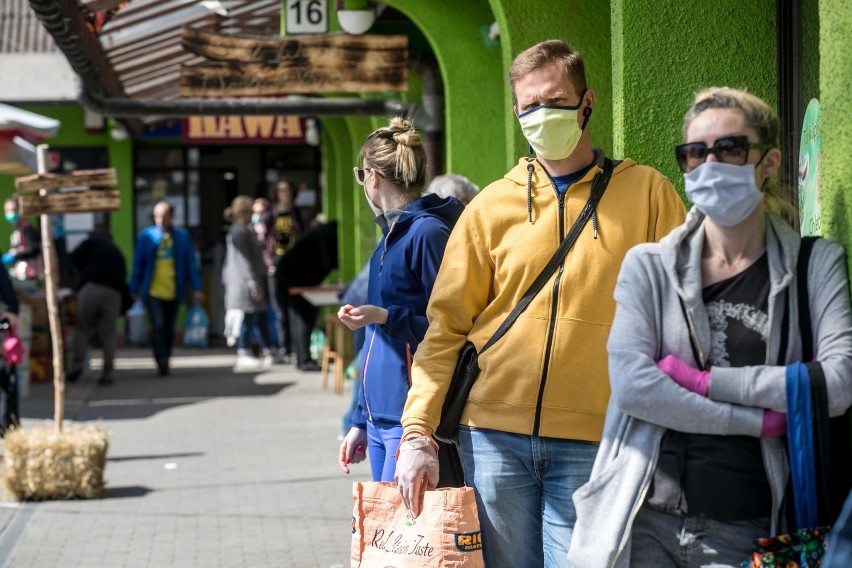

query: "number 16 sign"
xmin=285 ymin=0 xmax=328 ymax=35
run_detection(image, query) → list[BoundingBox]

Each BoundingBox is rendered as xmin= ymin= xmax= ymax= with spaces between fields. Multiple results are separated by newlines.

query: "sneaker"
xmin=234 ymin=354 xmax=261 ymax=371
xmin=260 ymin=355 xmax=273 ymax=368
xmin=297 ymin=359 xmax=322 ymax=372
xmin=274 ymin=352 xmax=291 ymax=365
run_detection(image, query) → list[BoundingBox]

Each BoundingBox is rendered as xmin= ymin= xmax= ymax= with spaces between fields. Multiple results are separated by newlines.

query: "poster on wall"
xmin=798 ymin=98 xmax=821 ymax=236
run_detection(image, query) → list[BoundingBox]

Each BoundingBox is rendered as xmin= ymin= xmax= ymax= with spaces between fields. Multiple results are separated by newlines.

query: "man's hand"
xmin=192 ymin=291 xmax=205 ymax=305
xmin=338 ymin=427 xmax=368 ymax=474
xmin=338 ymin=304 xmax=388 ymax=331
xmin=657 ymin=354 xmax=710 ymax=397
xmin=394 ymin=435 xmax=439 ymax=518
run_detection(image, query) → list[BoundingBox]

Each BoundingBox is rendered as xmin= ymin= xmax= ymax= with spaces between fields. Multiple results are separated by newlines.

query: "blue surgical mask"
xmin=251 ymin=214 xmax=261 ymax=224
xmin=684 ymin=162 xmax=764 ymax=227
xmin=4 ymin=212 xmax=19 ymax=224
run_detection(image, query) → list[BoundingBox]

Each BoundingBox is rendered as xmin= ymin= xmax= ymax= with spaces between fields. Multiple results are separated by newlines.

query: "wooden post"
xmin=35 ymin=145 xmax=64 ymax=433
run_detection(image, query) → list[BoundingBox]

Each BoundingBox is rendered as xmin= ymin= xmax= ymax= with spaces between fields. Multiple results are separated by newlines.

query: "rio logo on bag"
xmin=371 ymin=529 xmax=436 ymax=558
xmin=454 ymin=531 xmax=483 ymax=552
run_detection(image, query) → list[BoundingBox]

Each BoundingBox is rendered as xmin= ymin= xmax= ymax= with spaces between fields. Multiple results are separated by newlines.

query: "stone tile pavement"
xmin=0 ymin=347 xmax=370 ymax=568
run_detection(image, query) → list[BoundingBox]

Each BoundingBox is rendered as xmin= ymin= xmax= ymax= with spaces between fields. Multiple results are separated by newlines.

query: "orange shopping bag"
xmin=351 ymin=481 xmax=485 ymax=568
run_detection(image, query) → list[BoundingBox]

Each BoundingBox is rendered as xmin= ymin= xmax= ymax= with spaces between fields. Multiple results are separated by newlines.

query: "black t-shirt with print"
xmin=647 ymin=253 xmax=773 ymax=521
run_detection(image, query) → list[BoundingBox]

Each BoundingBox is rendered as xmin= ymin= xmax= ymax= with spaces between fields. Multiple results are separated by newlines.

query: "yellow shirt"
xmin=149 ymin=232 xmax=176 ymax=300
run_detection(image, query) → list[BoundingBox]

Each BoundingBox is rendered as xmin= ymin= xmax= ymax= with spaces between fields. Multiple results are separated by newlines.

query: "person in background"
xmin=428 ymin=173 xmax=480 ymax=206
xmin=251 ymin=198 xmax=271 ymax=246
xmin=569 ymin=88 xmax=852 ymax=568
xmin=67 ymin=229 xmax=129 ymax=385
xmin=2 ymin=197 xmax=42 ymax=281
xmin=337 ymin=117 xmax=464 ymax=483
xmin=129 ymin=200 xmax=204 ymax=376
xmin=277 ymin=218 xmax=338 ymax=371
xmin=224 ymin=196 xmax=275 ymax=370
xmin=266 ymin=180 xmax=303 ymax=364
xmin=0 ymin=262 xmax=20 ymax=435
xmin=395 ymin=40 xmax=686 ymax=567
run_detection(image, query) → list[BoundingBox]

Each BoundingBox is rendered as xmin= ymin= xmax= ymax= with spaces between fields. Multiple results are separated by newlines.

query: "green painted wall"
xmin=612 ymin=1 xmax=776 ymax=197
xmin=819 ymin=0 xmax=852 ymax=266
xmin=0 ymin=105 xmax=134 ymax=267
xmin=490 ymin=0 xmax=613 ymax=164
xmin=386 ymin=0 xmax=504 ymax=189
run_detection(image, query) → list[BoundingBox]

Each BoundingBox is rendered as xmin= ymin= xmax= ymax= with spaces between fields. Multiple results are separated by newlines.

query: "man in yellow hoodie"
xmin=395 ymin=40 xmax=687 ymax=566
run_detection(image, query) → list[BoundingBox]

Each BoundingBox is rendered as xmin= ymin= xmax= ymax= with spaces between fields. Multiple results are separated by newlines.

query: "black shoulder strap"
xmin=797 ymin=236 xmax=834 ymax=524
xmin=480 ymin=157 xmax=614 ymax=355
xmin=798 ymin=236 xmax=818 ymax=362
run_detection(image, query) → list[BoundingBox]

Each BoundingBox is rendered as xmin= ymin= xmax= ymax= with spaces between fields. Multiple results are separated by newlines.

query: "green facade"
xmin=2 ymin=0 xmax=852 ymax=289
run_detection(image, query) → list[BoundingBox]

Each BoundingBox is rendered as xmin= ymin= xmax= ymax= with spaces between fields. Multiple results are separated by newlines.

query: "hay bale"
xmin=3 ymin=424 xmax=109 ymax=501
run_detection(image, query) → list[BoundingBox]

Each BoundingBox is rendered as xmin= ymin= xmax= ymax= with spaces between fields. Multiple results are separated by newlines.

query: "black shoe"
xmin=297 ymin=359 xmax=322 ymax=372
xmin=156 ymin=358 xmax=170 ymax=376
xmin=97 ymin=375 xmax=113 ymax=386
xmin=66 ymin=367 xmax=82 ymax=383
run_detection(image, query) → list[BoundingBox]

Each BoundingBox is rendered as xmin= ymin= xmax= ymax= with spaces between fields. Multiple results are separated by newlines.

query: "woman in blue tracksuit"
xmin=337 ymin=117 xmax=464 ymax=481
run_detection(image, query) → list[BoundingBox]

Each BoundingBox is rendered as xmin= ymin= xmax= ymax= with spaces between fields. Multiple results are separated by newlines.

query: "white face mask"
xmin=363 ymin=185 xmax=383 ymax=218
xmin=684 ymin=162 xmax=764 ymax=227
xmin=518 ymin=105 xmax=584 ymax=160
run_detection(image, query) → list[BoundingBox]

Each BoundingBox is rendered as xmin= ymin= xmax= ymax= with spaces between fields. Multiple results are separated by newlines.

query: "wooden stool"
xmin=321 ymin=314 xmax=353 ymax=394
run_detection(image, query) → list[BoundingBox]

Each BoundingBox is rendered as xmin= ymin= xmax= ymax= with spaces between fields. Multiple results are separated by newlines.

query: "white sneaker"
xmin=234 ymin=354 xmax=261 ymax=371
xmin=260 ymin=355 xmax=273 ymax=368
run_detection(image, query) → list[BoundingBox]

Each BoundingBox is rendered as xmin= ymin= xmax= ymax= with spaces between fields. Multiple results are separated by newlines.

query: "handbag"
xmin=742 ymin=237 xmax=852 ymax=567
xmin=434 ymin=157 xmax=615 ymax=444
xmin=350 ymin=481 xmax=484 ymax=567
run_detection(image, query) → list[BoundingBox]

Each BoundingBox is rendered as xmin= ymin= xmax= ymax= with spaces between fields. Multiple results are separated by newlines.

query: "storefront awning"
xmin=0 ymin=103 xmax=60 ymax=175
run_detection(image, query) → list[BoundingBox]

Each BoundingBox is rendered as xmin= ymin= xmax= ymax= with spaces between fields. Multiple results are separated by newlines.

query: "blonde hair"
xmin=509 ymin=40 xmax=586 ymax=102
xmin=223 ymin=195 xmax=253 ymax=222
xmin=682 ymin=87 xmax=793 ymax=218
xmin=359 ymin=117 xmax=426 ymax=197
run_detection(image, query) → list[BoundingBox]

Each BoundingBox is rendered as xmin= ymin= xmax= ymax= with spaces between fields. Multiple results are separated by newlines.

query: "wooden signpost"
xmin=13 ymin=153 xmax=120 ymax=432
xmin=179 ymin=27 xmax=408 ymax=96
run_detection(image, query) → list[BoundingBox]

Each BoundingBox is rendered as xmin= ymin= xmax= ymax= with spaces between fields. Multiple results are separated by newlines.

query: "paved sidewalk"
xmin=0 ymin=347 xmax=369 ymax=568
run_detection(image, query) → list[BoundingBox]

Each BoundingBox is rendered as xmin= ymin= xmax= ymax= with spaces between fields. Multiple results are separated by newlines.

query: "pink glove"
xmin=394 ymin=436 xmax=439 ymax=518
xmin=761 ymin=410 xmax=787 ymax=437
xmin=657 ymin=354 xmax=710 ymax=397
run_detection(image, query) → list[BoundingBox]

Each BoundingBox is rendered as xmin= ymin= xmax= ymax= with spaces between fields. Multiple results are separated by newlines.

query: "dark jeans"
xmin=147 ymin=297 xmax=178 ymax=362
xmin=238 ymin=311 xmax=274 ymax=352
xmin=289 ymin=294 xmax=318 ymax=365
xmin=270 ymin=262 xmax=292 ymax=354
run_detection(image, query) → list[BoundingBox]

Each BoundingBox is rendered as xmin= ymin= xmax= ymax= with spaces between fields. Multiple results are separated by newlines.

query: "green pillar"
xmin=612 ymin=0 xmax=776 ymax=195
xmin=819 ymin=0 xmax=852 ymax=268
xmin=490 ymin=0 xmax=613 ymax=164
xmin=386 ymin=0 xmax=504 ymax=188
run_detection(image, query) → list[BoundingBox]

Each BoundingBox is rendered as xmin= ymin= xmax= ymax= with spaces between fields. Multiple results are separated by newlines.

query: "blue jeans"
xmin=366 ymin=420 xmax=403 ymax=482
xmin=237 ymin=311 xmax=273 ymax=352
xmin=147 ymin=297 xmax=178 ymax=362
xmin=824 ymin=489 xmax=852 ymax=567
xmin=457 ymin=426 xmax=598 ymax=568
xmin=630 ymin=506 xmax=771 ymax=568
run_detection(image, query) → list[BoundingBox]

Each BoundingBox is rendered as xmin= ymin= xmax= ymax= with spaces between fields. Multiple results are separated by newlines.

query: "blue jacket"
xmin=128 ymin=225 xmax=202 ymax=304
xmin=352 ymin=193 xmax=464 ymax=428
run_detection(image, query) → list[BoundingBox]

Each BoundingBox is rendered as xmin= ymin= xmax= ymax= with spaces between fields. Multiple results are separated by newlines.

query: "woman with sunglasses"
xmin=337 ymin=117 xmax=464 ymax=482
xmin=569 ymin=87 xmax=852 ymax=567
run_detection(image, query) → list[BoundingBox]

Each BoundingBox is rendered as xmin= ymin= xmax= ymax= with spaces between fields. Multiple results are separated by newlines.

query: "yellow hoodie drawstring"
xmin=526 ymin=161 xmax=535 ymax=223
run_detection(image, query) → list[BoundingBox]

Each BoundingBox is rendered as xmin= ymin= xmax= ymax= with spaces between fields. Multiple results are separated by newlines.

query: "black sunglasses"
xmin=675 ymin=135 xmax=773 ymax=173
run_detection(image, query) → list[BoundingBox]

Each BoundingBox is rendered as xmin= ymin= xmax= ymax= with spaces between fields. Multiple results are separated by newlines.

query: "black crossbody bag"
xmin=433 ymin=157 xmax=614 ymax=444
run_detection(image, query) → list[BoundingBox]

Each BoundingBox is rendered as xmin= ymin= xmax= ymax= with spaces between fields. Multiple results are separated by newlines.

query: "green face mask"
xmin=4 ymin=212 xmax=19 ymax=224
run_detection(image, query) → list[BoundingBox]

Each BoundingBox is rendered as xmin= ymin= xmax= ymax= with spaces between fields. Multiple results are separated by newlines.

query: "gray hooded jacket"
xmin=568 ymin=208 xmax=852 ymax=568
